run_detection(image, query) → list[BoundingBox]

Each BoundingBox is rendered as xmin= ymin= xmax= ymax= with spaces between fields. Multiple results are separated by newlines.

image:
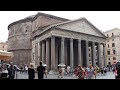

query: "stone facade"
xmin=8 ymin=20 xmax=32 ymax=67
xmin=8 ymin=12 xmax=69 ymax=67
xmin=31 ymin=16 xmax=106 ymax=71
xmin=8 ymin=12 xmax=106 ymax=70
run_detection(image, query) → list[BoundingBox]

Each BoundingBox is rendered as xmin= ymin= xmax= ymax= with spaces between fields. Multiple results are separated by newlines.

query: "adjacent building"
xmin=0 ymin=41 xmax=7 ymax=51
xmin=8 ymin=12 xmax=106 ymax=70
xmin=104 ymin=28 xmax=120 ymax=65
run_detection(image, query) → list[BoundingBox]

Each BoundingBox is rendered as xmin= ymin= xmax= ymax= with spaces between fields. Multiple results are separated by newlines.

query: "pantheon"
xmin=8 ymin=12 xmax=106 ymax=71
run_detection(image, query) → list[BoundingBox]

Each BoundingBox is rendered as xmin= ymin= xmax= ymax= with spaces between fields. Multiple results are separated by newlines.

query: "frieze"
xmin=52 ymin=29 xmax=105 ymax=43
xmin=32 ymin=28 xmax=106 ymax=45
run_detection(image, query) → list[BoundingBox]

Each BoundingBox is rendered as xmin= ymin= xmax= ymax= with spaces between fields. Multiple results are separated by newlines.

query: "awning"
xmin=0 ymin=50 xmax=13 ymax=61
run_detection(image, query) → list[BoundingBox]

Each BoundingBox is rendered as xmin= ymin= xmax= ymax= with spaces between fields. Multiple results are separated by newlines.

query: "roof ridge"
xmin=104 ymin=28 xmax=120 ymax=33
xmin=45 ymin=17 xmax=106 ymax=38
xmin=49 ymin=17 xmax=85 ymax=28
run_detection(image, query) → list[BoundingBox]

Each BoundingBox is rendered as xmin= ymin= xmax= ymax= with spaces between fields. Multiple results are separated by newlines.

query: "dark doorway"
xmin=73 ymin=39 xmax=78 ymax=68
xmin=67 ymin=39 xmax=70 ymax=66
xmin=81 ymin=40 xmax=86 ymax=67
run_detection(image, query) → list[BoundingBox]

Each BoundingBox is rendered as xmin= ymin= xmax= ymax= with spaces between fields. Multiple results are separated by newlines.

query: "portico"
xmin=32 ymin=18 xmax=106 ymax=71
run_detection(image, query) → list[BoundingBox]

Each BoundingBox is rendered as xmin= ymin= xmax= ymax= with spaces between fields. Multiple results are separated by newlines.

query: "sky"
xmin=1 ymin=11 xmax=120 ymax=42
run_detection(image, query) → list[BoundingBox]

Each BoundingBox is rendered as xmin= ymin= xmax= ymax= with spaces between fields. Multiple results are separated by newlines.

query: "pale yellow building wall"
xmin=104 ymin=28 xmax=120 ymax=65
xmin=0 ymin=42 xmax=7 ymax=51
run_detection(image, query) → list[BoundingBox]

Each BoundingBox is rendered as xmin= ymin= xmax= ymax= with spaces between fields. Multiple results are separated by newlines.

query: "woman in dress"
xmin=77 ymin=65 xmax=84 ymax=79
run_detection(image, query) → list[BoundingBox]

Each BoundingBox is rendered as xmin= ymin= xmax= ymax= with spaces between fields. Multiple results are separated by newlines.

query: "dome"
xmin=24 ymin=15 xmax=35 ymax=19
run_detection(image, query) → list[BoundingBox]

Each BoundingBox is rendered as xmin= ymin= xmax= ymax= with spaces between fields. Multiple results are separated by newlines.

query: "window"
xmin=113 ymin=57 xmax=116 ymax=60
xmin=109 ymin=58 xmax=110 ymax=60
xmin=112 ymin=43 xmax=115 ymax=47
xmin=112 ymin=39 xmax=114 ymax=41
xmin=112 ymin=33 xmax=114 ymax=36
xmin=89 ymin=54 xmax=90 ymax=57
xmin=3 ymin=46 xmax=4 ymax=48
xmin=96 ymin=62 xmax=98 ymax=65
xmin=107 ymin=51 xmax=110 ymax=55
xmin=113 ymin=50 xmax=116 ymax=54
xmin=108 ymin=44 xmax=109 ymax=48
xmin=108 ymin=62 xmax=111 ymax=65
xmin=26 ymin=30 xmax=27 ymax=32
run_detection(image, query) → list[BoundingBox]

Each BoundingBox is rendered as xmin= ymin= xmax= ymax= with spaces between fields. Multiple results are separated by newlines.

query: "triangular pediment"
xmin=54 ymin=18 xmax=106 ymax=38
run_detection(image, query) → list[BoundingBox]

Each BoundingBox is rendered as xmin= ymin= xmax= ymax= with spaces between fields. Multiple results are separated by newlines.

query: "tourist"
xmin=93 ymin=67 xmax=97 ymax=79
xmin=101 ymin=67 xmax=104 ymax=76
xmin=112 ymin=67 xmax=115 ymax=74
xmin=20 ymin=65 xmax=23 ymax=74
xmin=67 ymin=66 xmax=71 ymax=76
xmin=84 ymin=67 xmax=87 ymax=79
xmin=8 ymin=64 xmax=15 ymax=79
xmin=86 ymin=65 xmax=94 ymax=79
xmin=37 ymin=62 xmax=45 ymax=79
xmin=44 ymin=66 xmax=47 ymax=78
xmin=58 ymin=66 xmax=62 ymax=78
xmin=74 ymin=66 xmax=79 ymax=77
xmin=28 ymin=64 xmax=35 ymax=79
xmin=1 ymin=65 xmax=9 ymax=79
xmin=104 ymin=67 xmax=107 ymax=76
xmin=25 ymin=65 xmax=28 ymax=74
xmin=77 ymin=65 xmax=84 ymax=79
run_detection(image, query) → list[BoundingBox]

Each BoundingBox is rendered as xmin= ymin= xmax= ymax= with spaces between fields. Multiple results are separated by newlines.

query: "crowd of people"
xmin=27 ymin=62 xmax=46 ymax=79
xmin=57 ymin=64 xmax=116 ymax=79
xmin=0 ymin=61 xmax=116 ymax=79
xmin=0 ymin=63 xmax=16 ymax=79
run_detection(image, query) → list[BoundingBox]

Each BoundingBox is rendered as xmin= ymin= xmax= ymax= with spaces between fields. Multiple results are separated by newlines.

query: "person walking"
xmin=74 ymin=66 xmax=79 ymax=77
xmin=100 ymin=67 xmax=104 ymax=76
xmin=86 ymin=65 xmax=94 ymax=79
xmin=37 ymin=62 xmax=45 ymax=79
xmin=103 ymin=67 xmax=107 ymax=76
xmin=93 ymin=67 xmax=97 ymax=79
xmin=28 ymin=64 xmax=35 ymax=79
xmin=84 ymin=67 xmax=88 ymax=79
xmin=8 ymin=64 xmax=15 ymax=79
xmin=112 ymin=67 xmax=115 ymax=74
xmin=1 ymin=65 xmax=9 ymax=79
xmin=44 ymin=66 xmax=47 ymax=78
xmin=67 ymin=66 xmax=71 ymax=76
xmin=25 ymin=65 xmax=28 ymax=74
xmin=77 ymin=65 xmax=84 ymax=79
xmin=58 ymin=66 xmax=62 ymax=78
xmin=20 ymin=65 xmax=23 ymax=74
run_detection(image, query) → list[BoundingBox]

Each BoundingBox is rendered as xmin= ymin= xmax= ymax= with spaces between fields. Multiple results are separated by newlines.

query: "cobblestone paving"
xmin=15 ymin=71 xmax=115 ymax=79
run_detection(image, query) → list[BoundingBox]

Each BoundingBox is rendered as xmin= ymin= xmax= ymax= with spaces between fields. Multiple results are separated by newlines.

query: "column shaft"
xmin=78 ymin=39 xmax=82 ymax=66
xmin=42 ymin=41 xmax=45 ymax=63
xmin=70 ymin=38 xmax=74 ymax=68
xmin=61 ymin=37 xmax=65 ymax=64
xmin=51 ymin=36 xmax=56 ymax=70
xmin=46 ymin=39 xmax=50 ymax=70
xmin=92 ymin=42 xmax=96 ymax=67
xmin=103 ymin=43 xmax=107 ymax=67
xmin=86 ymin=40 xmax=89 ymax=67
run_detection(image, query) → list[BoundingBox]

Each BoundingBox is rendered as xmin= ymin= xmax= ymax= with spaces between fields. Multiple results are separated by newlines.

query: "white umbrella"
xmin=42 ymin=64 xmax=47 ymax=66
xmin=58 ymin=63 xmax=66 ymax=67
